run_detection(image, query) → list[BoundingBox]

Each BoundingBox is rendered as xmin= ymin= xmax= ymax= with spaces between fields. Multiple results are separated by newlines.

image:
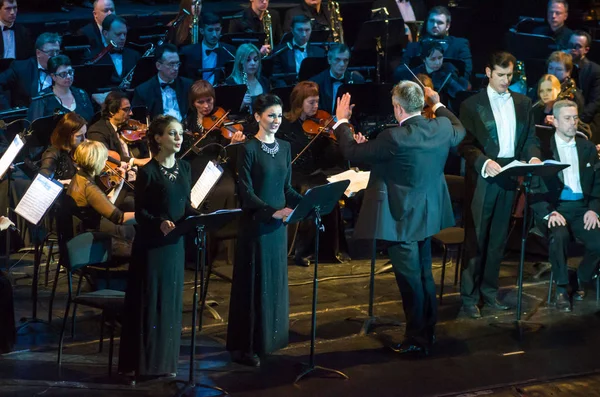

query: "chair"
xmin=432 ymin=175 xmax=466 ymax=305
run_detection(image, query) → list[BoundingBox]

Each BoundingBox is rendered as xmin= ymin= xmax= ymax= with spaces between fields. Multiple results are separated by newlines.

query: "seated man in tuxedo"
xmin=96 ymin=14 xmax=141 ymax=87
xmin=0 ymin=32 xmax=60 ymax=108
xmin=284 ymin=0 xmax=332 ymax=39
xmin=180 ymin=12 xmax=235 ymax=84
xmin=132 ymin=44 xmax=193 ymax=122
xmin=372 ymin=0 xmax=427 ymax=41
xmin=77 ymin=0 xmax=116 ymax=58
xmin=402 ymin=6 xmax=472 ymax=79
xmin=228 ymin=0 xmax=282 ymax=57
xmin=309 ymin=43 xmax=365 ymax=113
xmin=531 ymin=100 xmax=600 ymax=312
xmin=271 ymin=15 xmax=326 ymax=88
xmin=532 ymin=0 xmax=573 ymax=51
xmin=0 ymin=0 xmax=32 ymax=60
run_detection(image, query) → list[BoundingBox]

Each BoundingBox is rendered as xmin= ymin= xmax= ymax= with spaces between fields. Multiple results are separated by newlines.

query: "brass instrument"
xmin=190 ymin=0 xmax=202 ymax=45
xmin=328 ymin=1 xmax=345 ymax=44
xmin=118 ymin=43 xmax=155 ymax=90
xmin=262 ymin=10 xmax=273 ymax=53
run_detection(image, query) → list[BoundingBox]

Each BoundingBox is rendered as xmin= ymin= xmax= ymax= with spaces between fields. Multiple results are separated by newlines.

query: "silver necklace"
xmin=260 ymin=140 xmax=279 ymax=157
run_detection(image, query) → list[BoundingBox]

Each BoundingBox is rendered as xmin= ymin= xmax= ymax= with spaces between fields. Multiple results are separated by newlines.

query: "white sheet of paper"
xmin=499 ymin=159 xmax=568 ymax=174
xmin=327 ymin=169 xmax=370 ymax=197
xmin=0 ymin=135 xmax=25 ymax=180
xmin=191 ymin=161 xmax=223 ymax=209
xmin=15 ymin=174 xmax=63 ymax=225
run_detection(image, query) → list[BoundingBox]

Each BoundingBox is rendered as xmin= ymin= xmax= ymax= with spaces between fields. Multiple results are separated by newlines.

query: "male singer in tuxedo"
xmin=132 ymin=44 xmax=193 ymax=122
xmin=459 ymin=51 xmax=541 ymax=318
xmin=271 ymin=15 xmax=326 ymax=87
xmin=333 ymin=83 xmax=465 ymax=354
xmin=0 ymin=0 xmax=31 ymax=60
xmin=530 ymin=100 xmax=600 ymax=312
xmin=77 ymin=0 xmax=116 ymax=58
xmin=180 ymin=12 xmax=235 ymax=85
xmin=309 ymin=43 xmax=365 ymax=113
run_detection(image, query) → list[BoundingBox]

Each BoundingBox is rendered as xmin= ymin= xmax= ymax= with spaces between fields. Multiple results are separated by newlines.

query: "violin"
xmin=202 ymin=107 xmax=244 ymax=140
xmin=301 ymin=110 xmax=339 ymax=142
xmin=98 ymin=150 xmax=134 ymax=192
xmin=120 ymin=119 xmax=148 ymax=143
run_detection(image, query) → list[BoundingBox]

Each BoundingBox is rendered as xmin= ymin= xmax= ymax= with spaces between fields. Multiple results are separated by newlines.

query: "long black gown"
xmin=118 ymin=158 xmax=196 ymax=376
xmin=226 ymin=137 xmax=302 ymax=355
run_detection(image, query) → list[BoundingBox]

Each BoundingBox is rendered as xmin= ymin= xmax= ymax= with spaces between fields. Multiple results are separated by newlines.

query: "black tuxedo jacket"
xmin=283 ymin=3 xmax=332 ymax=33
xmin=0 ymin=57 xmax=42 ymax=107
xmin=530 ymin=136 xmax=600 ymax=218
xmin=402 ymin=35 xmax=472 ymax=79
xmin=0 ymin=23 xmax=32 ymax=60
xmin=179 ymin=42 xmax=236 ymax=82
xmin=271 ymin=43 xmax=327 ymax=87
xmin=309 ymin=69 xmax=366 ymax=112
xmin=88 ymin=118 xmax=131 ymax=162
xmin=372 ymin=0 xmax=427 ymax=20
xmin=77 ymin=21 xmax=104 ymax=59
xmin=132 ymin=75 xmax=193 ymax=121
xmin=95 ymin=48 xmax=141 ymax=85
xmin=576 ymin=57 xmax=600 ymax=140
xmin=334 ymin=106 xmax=465 ymax=242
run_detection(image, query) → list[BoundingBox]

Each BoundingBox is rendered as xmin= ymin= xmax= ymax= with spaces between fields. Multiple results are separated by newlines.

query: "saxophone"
xmin=262 ymin=10 xmax=273 ymax=52
xmin=328 ymin=1 xmax=344 ymax=44
xmin=190 ymin=0 xmax=202 ymax=45
xmin=118 ymin=43 xmax=155 ymax=90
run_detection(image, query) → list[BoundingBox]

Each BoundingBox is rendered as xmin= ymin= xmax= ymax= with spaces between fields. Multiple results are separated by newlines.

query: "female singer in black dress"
xmin=227 ymin=94 xmax=302 ymax=367
xmin=119 ymin=115 xmax=197 ymax=380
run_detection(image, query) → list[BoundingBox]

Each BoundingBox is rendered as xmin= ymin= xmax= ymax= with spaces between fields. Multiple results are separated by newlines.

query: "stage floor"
xmin=2 ymin=247 xmax=600 ymax=396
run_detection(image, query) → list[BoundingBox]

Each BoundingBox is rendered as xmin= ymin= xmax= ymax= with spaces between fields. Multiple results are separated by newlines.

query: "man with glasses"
xmin=77 ymin=0 xmax=116 ymax=58
xmin=0 ymin=0 xmax=32 ymax=60
xmin=133 ymin=44 xmax=192 ymax=122
xmin=95 ymin=14 xmax=141 ymax=86
xmin=0 ymin=32 xmax=60 ymax=108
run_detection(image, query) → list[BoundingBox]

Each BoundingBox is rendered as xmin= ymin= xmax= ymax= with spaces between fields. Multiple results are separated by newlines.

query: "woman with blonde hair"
xmin=225 ymin=43 xmax=270 ymax=112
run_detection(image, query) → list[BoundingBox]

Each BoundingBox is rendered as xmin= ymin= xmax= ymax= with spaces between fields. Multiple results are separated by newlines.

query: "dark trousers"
xmin=387 ymin=237 xmax=436 ymax=346
xmin=537 ymin=200 xmax=600 ymax=286
xmin=461 ymin=173 xmax=516 ymax=306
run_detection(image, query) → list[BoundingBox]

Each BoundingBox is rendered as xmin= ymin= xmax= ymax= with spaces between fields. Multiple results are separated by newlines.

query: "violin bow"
xmin=180 ymin=110 xmax=231 ymax=159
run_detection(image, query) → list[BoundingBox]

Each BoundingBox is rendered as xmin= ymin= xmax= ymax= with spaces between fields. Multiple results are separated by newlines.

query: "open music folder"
xmin=190 ymin=161 xmax=223 ymax=209
xmin=15 ymin=174 xmax=63 ymax=226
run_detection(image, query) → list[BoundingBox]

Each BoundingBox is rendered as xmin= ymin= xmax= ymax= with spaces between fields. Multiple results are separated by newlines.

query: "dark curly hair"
xmin=147 ymin=114 xmax=180 ymax=155
xmin=101 ymin=91 xmax=129 ymax=119
xmin=253 ymin=94 xmax=283 ymax=117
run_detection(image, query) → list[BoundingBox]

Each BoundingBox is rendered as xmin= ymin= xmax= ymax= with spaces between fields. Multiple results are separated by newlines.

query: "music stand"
xmin=337 ymin=83 xmax=394 ymax=119
xmin=505 ymin=30 xmax=557 ymax=61
xmin=284 ymin=180 xmax=350 ymax=384
xmin=214 ymin=85 xmax=246 ymax=114
xmin=271 ymin=86 xmax=294 ymax=112
xmin=130 ymin=57 xmax=158 ymax=89
xmin=221 ymin=32 xmax=266 ymax=47
xmin=73 ymin=64 xmax=115 ymax=94
xmin=298 ymin=57 xmax=329 ymax=82
xmin=172 ymin=209 xmax=242 ymax=397
xmin=490 ymin=162 xmax=569 ymax=338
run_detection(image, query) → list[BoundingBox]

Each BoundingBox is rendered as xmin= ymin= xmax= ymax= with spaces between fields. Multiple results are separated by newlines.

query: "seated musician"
xmin=309 ymin=43 xmax=365 ymax=113
xmin=39 ymin=112 xmax=87 ymax=184
xmin=284 ymin=0 xmax=332 ymax=40
xmin=279 ymin=81 xmax=349 ymax=266
xmin=0 ymin=32 xmax=60 ymax=109
xmin=0 ymin=0 xmax=33 ymax=60
xmin=271 ymin=15 xmax=326 ymax=88
xmin=224 ymin=43 xmax=271 ymax=113
xmin=67 ymin=140 xmax=135 ymax=258
xmin=531 ymin=0 xmax=573 ymax=51
xmin=402 ymin=6 xmax=472 ymax=79
xmin=132 ymin=44 xmax=193 ymax=122
xmin=530 ymin=100 xmax=600 ymax=312
xmin=27 ymin=55 xmax=94 ymax=122
xmin=546 ymin=51 xmax=585 ymax=111
xmin=228 ymin=0 xmax=283 ymax=57
xmin=76 ymin=0 xmax=116 ymax=58
xmin=179 ymin=12 xmax=236 ymax=84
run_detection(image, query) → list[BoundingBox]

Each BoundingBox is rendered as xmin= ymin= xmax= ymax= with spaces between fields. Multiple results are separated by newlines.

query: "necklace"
xmin=260 ymin=140 xmax=279 ymax=157
xmin=159 ymin=160 xmax=180 ymax=182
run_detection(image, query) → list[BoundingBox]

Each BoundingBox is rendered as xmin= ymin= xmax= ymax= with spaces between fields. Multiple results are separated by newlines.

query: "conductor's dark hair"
xmin=147 ymin=115 xmax=180 ymax=155
xmin=101 ymin=91 xmax=129 ymax=119
xmin=486 ymin=51 xmax=516 ymax=71
xmin=201 ymin=12 xmax=222 ymax=27
xmin=154 ymin=43 xmax=178 ymax=63
xmin=253 ymin=94 xmax=283 ymax=116
xmin=102 ymin=14 xmax=127 ymax=32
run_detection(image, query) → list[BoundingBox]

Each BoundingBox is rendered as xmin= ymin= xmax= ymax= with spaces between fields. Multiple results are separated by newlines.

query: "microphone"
xmin=30 ymin=92 xmax=55 ymax=102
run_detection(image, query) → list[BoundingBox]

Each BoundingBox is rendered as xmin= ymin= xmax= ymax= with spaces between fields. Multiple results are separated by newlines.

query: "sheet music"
xmin=498 ymin=159 xmax=568 ymax=174
xmin=15 ymin=174 xmax=63 ymax=225
xmin=191 ymin=161 xmax=223 ymax=209
xmin=0 ymin=135 xmax=25 ymax=180
xmin=327 ymin=169 xmax=370 ymax=197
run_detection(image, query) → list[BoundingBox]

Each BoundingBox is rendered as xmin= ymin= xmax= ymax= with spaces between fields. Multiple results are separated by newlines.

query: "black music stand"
xmin=129 ymin=57 xmax=157 ymax=89
xmin=490 ymin=162 xmax=569 ymax=339
xmin=298 ymin=57 xmax=329 ymax=81
xmin=285 ymin=180 xmax=350 ymax=384
xmin=172 ymin=209 xmax=242 ymax=397
xmin=214 ymin=85 xmax=246 ymax=114
xmin=73 ymin=64 xmax=115 ymax=94
xmin=337 ymin=83 xmax=394 ymax=118
xmin=221 ymin=32 xmax=266 ymax=47
xmin=505 ymin=30 xmax=557 ymax=60
xmin=271 ymin=86 xmax=294 ymax=112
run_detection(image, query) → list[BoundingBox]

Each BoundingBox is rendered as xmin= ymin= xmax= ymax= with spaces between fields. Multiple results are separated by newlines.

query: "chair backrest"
xmin=65 ymin=232 xmax=112 ymax=273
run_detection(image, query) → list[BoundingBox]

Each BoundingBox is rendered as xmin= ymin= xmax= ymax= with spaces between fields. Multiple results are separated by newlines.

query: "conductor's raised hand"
xmin=335 ymin=93 xmax=354 ymax=122
xmin=160 ymin=220 xmax=176 ymax=236
xmin=423 ymin=87 xmax=440 ymax=108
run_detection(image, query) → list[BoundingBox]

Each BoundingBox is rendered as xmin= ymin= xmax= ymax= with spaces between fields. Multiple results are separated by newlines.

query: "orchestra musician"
xmin=76 ymin=0 xmax=116 ymax=58
xmin=95 ymin=14 xmax=141 ymax=86
xmin=170 ymin=0 xmax=200 ymax=47
xmin=283 ymin=0 xmax=332 ymax=38
xmin=27 ymin=55 xmax=94 ymax=122
xmin=228 ymin=0 xmax=283 ymax=57
xmin=458 ymin=52 xmax=541 ymax=319
xmin=225 ymin=43 xmax=271 ymax=113
xmin=0 ymin=0 xmax=32 ymax=60
xmin=227 ymin=94 xmax=302 ymax=367
xmin=132 ymin=44 xmax=193 ymax=122
xmin=531 ymin=0 xmax=573 ymax=51
xmin=532 ymin=74 xmax=562 ymax=126
xmin=332 ymin=84 xmax=465 ymax=355
xmin=546 ymin=51 xmax=586 ymax=111
xmin=0 ymin=32 xmax=60 ymax=109
xmin=309 ymin=43 xmax=365 ymax=113
xmin=271 ymin=14 xmax=326 ymax=88
xmin=279 ymin=81 xmax=349 ymax=266
xmin=371 ymin=0 xmax=427 ymax=21
xmin=179 ymin=12 xmax=236 ymax=84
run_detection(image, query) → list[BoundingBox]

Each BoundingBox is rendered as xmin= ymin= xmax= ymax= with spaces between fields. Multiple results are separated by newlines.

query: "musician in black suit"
xmin=530 ymin=100 xmax=600 ymax=312
xmin=271 ymin=15 xmax=326 ymax=88
xmin=531 ymin=0 xmax=573 ymax=51
xmin=76 ymin=0 xmax=116 ymax=58
xmin=95 ymin=14 xmax=140 ymax=86
xmin=0 ymin=32 xmax=61 ymax=108
xmin=228 ymin=0 xmax=283 ymax=56
xmin=372 ymin=0 xmax=427 ymax=21
xmin=568 ymin=30 xmax=600 ymax=143
xmin=132 ymin=44 xmax=192 ymax=123
xmin=333 ymin=83 xmax=465 ymax=355
xmin=283 ymin=0 xmax=332 ymax=36
xmin=402 ymin=6 xmax=472 ymax=79
xmin=179 ymin=12 xmax=235 ymax=84
xmin=0 ymin=0 xmax=32 ymax=60
xmin=459 ymin=52 xmax=541 ymax=318
xmin=309 ymin=43 xmax=365 ymax=113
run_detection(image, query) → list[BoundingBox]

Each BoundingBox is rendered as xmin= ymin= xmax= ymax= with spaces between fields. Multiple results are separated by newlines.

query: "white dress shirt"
xmin=158 ymin=76 xmax=182 ymax=121
xmin=110 ymin=52 xmax=123 ymax=77
xmin=555 ymin=134 xmax=584 ymax=201
xmin=481 ymin=85 xmax=517 ymax=177
xmin=201 ymin=42 xmax=218 ymax=84
xmin=38 ymin=62 xmax=52 ymax=92
xmin=292 ymin=40 xmax=308 ymax=73
xmin=0 ymin=21 xmax=15 ymax=59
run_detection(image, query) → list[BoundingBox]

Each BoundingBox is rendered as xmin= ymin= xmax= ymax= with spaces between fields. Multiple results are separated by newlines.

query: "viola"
xmin=120 ymin=119 xmax=148 ymax=143
xmin=202 ymin=107 xmax=244 ymax=140
xmin=98 ymin=150 xmax=134 ymax=192
xmin=301 ymin=109 xmax=338 ymax=142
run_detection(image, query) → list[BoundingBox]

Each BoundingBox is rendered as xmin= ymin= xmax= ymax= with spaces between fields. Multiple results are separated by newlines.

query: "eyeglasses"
xmin=160 ymin=61 xmax=181 ymax=69
xmin=120 ymin=106 xmax=132 ymax=113
xmin=54 ymin=69 xmax=74 ymax=79
xmin=40 ymin=49 xmax=62 ymax=57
